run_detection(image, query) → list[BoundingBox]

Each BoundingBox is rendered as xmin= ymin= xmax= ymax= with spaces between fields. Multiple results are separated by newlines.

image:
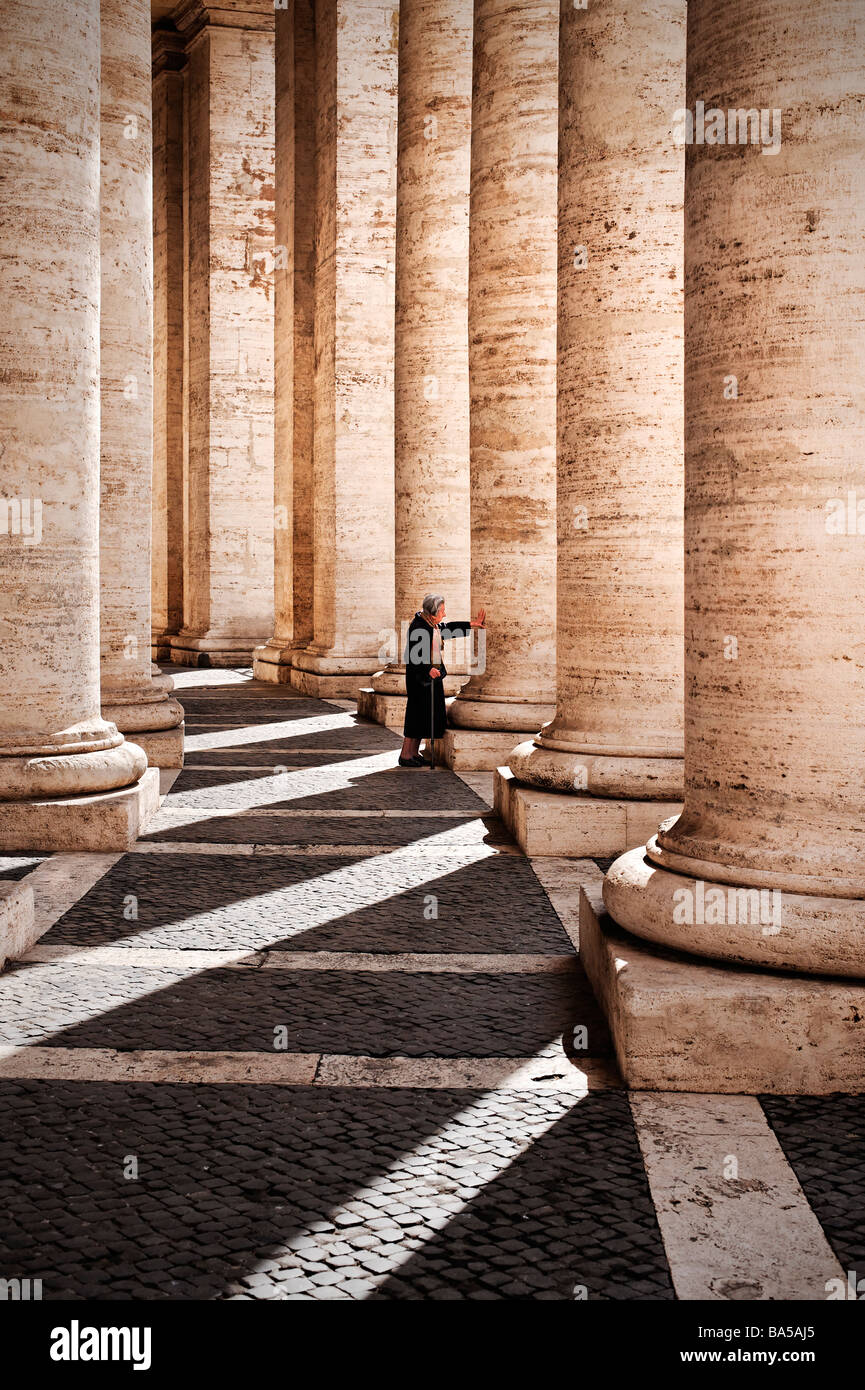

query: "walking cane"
xmin=429 ymin=673 xmax=436 ymax=770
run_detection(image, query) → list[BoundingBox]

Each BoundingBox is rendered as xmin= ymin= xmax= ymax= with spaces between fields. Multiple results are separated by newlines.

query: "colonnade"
xmin=1 ymin=0 xmax=863 ymax=1087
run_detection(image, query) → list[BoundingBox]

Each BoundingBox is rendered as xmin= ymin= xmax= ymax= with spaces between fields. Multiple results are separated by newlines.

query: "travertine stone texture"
xmin=581 ymin=883 xmax=865 ymax=1094
xmin=495 ymin=768 xmax=681 ymax=860
xmin=0 ymin=0 xmax=147 ymax=821
xmin=254 ymin=0 xmax=316 ymax=684
xmin=151 ymin=33 xmax=186 ymax=661
xmin=370 ymin=0 xmax=472 ymax=709
xmin=290 ymin=0 xmax=398 ymax=697
xmin=605 ymin=0 xmax=865 ymax=976
xmin=100 ymin=0 xmax=184 ymax=768
xmin=440 ymin=728 xmax=528 ymax=774
xmin=449 ymin=0 xmax=558 ymax=736
xmin=0 ymin=769 xmax=161 ymax=854
xmin=171 ymin=0 xmax=275 ymax=667
xmin=510 ymin=0 xmax=685 ymax=800
xmin=0 ymin=880 xmax=35 ymax=973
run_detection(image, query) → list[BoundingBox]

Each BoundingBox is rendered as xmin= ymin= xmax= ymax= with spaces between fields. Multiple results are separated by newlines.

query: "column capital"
xmin=173 ymin=0 xmax=275 ymax=42
xmin=152 ymin=28 xmax=187 ymax=77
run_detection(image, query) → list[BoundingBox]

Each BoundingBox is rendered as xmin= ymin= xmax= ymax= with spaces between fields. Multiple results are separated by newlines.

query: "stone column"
xmin=443 ymin=0 xmax=558 ymax=771
xmin=100 ymin=0 xmax=184 ymax=769
xmin=170 ymin=0 xmax=275 ymax=668
xmin=151 ymin=30 xmax=187 ymax=663
xmin=287 ymin=0 xmax=398 ymax=699
xmin=496 ymin=0 xmax=686 ymax=855
xmin=253 ymin=0 xmax=316 ymax=684
xmin=355 ymin=0 xmax=473 ymax=731
xmin=585 ymin=0 xmax=865 ymax=1093
xmin=0 ymin=0 xmax=156 ymax=852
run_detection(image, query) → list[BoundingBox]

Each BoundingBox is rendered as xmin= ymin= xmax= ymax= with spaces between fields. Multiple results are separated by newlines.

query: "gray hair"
xmin=422 ymin=593 xmax=445 ymax=618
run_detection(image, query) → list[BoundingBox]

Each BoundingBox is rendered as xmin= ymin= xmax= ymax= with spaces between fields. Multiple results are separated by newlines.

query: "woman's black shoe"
xmin=398 ymin=757 xmax=418 ymax=768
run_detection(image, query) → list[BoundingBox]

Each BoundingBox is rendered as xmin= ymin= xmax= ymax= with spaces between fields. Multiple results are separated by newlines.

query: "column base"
xmin=448 ymin=696 xmax=556 ymax=731
xmin=127 ymin=724 xmax=185 ymax=770
xmin=440 ymin=728 xmax=526 ymax=771
xmin=252 ymin=640 xmax=298 ymax=684
xmin=288 ymin=667 xmax=376 ymax=699
xmin=494 ymin=766 xmax=682 ymax=858
xmin=0 ymin=767 xmax=160 ymax=853
xmin=579 ymin=878 xmax=865 ymax=1094
xmin=604 ymin=842 xmax=865 ymax=980
xmin=170 ymin=635 xmax=267 ymax=667
xmin=0 ymin=879 xmax=36 ymax=972
xmin=508 ymin=738 xmax=683 ymax=799
xmin=356 ymin=689 xmax=407 ymax=732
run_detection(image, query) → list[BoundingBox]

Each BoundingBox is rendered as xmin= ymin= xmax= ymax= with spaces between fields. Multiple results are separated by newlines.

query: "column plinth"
xmin=497 ymin=0 xmax=685 ymax=846
xmin=589 ymin=0 xmax=865 ymax=1089
xmin=444 ymin=0 xmax=558 ymax=768
xmin=0 ymin=0 xmax=156 ymax=852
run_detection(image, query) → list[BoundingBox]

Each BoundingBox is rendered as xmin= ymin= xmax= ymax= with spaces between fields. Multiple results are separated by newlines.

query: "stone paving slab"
xmin=139 ymin=812 xmax=505 ymax=848
xmin=2 ymin=963 xmax=610 ymax=1057
xmin=0 ymin=1081 xmax=669 ymax=1300
xmin=760 ymin=1095 xmax=865 ymax=1279
xmin=38 ymin=852 xmax=574 ymax=955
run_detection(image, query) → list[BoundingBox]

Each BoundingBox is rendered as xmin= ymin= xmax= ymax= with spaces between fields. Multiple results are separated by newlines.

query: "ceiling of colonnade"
xmin=151 ymin=3 xmax=176 ymax=20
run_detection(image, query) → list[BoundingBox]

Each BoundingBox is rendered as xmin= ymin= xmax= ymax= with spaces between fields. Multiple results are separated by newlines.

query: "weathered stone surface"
xmin=496 ymin=768 xmax=681 ymax=860
xmin=448 ymin=0 xmax=558 ymax=736
xmin=510 ymin=0 xmax=685 ymax=800
xmin=171 ymin=1 xmax=275 ymax=667
xmin=441 ymin=729 xmax=528 ymax=773
xmin=0 ymin=0 xmax=148 ymax=835
xmin=151 ymin=33 xmax=186 ymax=660
xmin=580 ymin=881 xmax=865 ymax=1094
xmin=290 ymin=0 xmax=398 ymax=695
xmin=0 ymin=768 xmax=160 ymax=854
xmin=254 ymin=0 xmax=315 ymax=685
xmin=0 ymin=881 xmax=36 ymax=973
xmin=100 ymin=0 xmax=184 ymax=766
xmin=606 ymin=0 xmax=865 ymax=975
xmin=371 ymin=0 xmax=472 ymax=711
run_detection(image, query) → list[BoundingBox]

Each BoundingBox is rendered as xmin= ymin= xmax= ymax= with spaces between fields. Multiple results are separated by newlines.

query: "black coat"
xmin=403 ymin=612 xmax=471 ymax=740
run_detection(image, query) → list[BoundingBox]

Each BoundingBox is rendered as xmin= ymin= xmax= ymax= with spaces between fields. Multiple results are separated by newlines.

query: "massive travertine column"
xmin=170 ymin=0 xmax=275 ymax=668
xmin=151 ymin=31 xmax=186 ymax=663
xmin=497 ymin=0 xmax=685 ymax=854
xmin=358 ymin=0 xmax=473 ymax=729
xmin=444 ymin=0 xmax=558 ymax=770
xmin=289 ymin=0 xmax=398 ymax=699
xmin=583 ymin=0 xmax=865 ymax=1094
xmin=253 ymin=0 xmax=316 ymax=684
xmin=100 ymin=0 xmax=184 ymax=769
xmin=0 ymin=0 xmax=156 ymax=852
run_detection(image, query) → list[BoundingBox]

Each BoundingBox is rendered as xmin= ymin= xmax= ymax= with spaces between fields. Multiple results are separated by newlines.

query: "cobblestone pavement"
xmin=0 ymin=671 xmax=862 ymax=1302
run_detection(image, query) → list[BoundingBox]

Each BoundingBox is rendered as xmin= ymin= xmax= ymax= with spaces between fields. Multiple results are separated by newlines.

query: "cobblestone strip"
xmin=630 ymin=1092 xmax=844 ymax=1300
xmin=760 ymin=1095 xmax=865 ymax=1280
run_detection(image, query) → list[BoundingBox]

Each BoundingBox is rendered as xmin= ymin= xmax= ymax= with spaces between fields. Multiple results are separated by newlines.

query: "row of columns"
xmin=0 ymin=0 xmax=185 ymax=852
xmin=252 ymin=0 xmax=864 ymax=991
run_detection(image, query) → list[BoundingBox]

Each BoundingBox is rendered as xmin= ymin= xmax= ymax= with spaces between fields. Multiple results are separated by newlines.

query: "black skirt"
xmin=402 ymin=613 xmax=471 ymax=740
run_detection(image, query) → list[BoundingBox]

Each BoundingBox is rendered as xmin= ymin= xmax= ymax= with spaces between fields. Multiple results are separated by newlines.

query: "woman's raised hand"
xmin=470 ymin=608 xmax=486 ymax=628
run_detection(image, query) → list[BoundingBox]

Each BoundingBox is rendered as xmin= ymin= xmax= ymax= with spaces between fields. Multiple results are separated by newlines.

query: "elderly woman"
xmin=399 ymin=594 xmax=486 ymax=767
